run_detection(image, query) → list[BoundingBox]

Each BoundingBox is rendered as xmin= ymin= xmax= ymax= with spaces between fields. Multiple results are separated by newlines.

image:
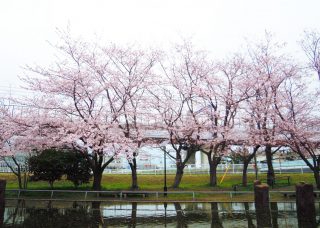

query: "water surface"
xmin=2 ymin=200 xmax=319 ymax=227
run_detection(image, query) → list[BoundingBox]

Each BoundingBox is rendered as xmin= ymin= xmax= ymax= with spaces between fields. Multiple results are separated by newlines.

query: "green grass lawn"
xmin=2 ymin=172 xmax=316 ymax=202
xmin=1 ymin=172 xmax=316 ymax=191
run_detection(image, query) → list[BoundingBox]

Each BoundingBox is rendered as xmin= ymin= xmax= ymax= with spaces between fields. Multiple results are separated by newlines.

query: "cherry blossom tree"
xmin=152 ymin=92 xmax=202 ymax=189
xmin=152 ymin=44 xmax=252 ymax=188
xmin=90 ymin=44 xmax=157 ymax=190
xmin=8 ymin=31 xmax=320 ymax=191
xmin=0 ymin=102 xmax=62 ymax=189
xmin=20 ymin=33 xmax=144 ymax=190
xmin=300 ymin=30 xmax=320 ymax=80
xmin=274 ymin=76 xmax=320 ymax=189
xmin=0 ymin=104 xmax=29 ymax=189
xmin=150 ymin=42 xmax=208 ymax=188
xmin=244 ymin=34 xmax=298 ymax=186
xmin=197 ymin=54 xmax=252 ymax=187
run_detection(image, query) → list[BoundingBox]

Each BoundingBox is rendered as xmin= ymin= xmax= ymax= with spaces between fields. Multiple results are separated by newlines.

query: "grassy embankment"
xmin=2 ymin=173 xmax=315 ymax=190
xmin=2 ymin=173 xmax=316 ymax=201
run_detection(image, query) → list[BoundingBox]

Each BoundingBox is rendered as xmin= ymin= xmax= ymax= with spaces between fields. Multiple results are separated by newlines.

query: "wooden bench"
xmin=232 ymin=176 xmax=291 ymax=191
xmin=272 ymin=176 xmax=291 ymax=185
xmin=97 ymin=191 xmax=148 ymax=198
xmin=122 ymin=192 xmax=148 ymax=198
xmin=267 ymin=176 xmax=291 ymax=188
xmin=232 ymin=184 xmax=241 ymax=191
xmin=282 ymin=192 xmax=296 ymax=198
xmin=231 ymin=183 xmax=253 ymax=191
xmin=282 ymin=192 xmax=319 ymax=198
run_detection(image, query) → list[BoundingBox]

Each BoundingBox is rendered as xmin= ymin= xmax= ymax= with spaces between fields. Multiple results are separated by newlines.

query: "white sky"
xmin=0 ymin=0 xmax=319 ymax=93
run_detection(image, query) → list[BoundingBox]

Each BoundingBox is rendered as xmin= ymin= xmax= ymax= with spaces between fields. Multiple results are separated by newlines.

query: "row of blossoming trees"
xmin=1 ymin=31 xmax=320 ymax=190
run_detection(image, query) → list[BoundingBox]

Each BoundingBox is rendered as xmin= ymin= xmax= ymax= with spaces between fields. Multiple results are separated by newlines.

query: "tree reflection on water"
xmin=244 ymin=202 xmax=255 ymax=228
xmin=23 ymin=206 xmax=92 ymax=227
xmin=2 ymin=200 xmax=319 ymax=227
xmin=211 ymin=202 xmax=223 ymax=228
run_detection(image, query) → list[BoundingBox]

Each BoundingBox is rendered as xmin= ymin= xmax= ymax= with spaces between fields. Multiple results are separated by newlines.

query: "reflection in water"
xmin=164 ymin=203 xmax=167 ymax=227
xmin=297 ymin=212 xmax=317 ymax=228
xmin=256 ymin=206 xmax=272 ymax=227
xmin=244 ymin=202 xmax=255 ymax=228
xmin=0 ymin=197 xmax=4 ymax=226
xmin=270 ymin=202 xmax=278 ymax=228
xmin=22 ymin=206 xmax=92 ymax=227
xmin=4 ymin=199 xmax=24 ymax=227
xmin=211 ymin=202 xmax=223 ymax=228
xmin=174 ymin=202 xmax=188 ymax=228
xmin=130 ymin=202 xmax=137 ymax=228
xmin=91 ymin=201 xmax=103 ymax=228
xmin=2 ymin=200 xmax=320 ymax=227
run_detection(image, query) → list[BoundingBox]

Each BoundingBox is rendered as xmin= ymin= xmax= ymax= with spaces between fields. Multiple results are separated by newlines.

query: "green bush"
xmin=29 ymin=149 xmax=92 ymax=189
xmin=29 ymin=149 xmax=66 ymax=188
xmin=65 ymin=152 xmax=91 ymax=188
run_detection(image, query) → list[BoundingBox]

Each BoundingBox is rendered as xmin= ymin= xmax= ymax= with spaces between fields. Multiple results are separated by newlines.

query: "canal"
xmin=2 ymin=200 xmax=319 ymax=227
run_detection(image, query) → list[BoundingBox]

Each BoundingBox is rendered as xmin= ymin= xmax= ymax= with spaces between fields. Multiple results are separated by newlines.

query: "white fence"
xmin=104 ymin=163 xmax=312 ymax=175
xmin=0 ymin=161 xmax=312 ymax=175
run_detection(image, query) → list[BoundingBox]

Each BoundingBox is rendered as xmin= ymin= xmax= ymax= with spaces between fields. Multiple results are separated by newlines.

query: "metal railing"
xmin=104 ymin=163 xmax=312 ymax=175
xmin=5 ymin=189 xmax=320 ymax=202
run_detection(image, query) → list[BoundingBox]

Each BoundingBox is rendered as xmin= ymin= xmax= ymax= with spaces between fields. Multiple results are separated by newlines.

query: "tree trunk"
xmin=9 ymin=157 xmax=23 ymax=189
xmin=172 ymin=165 xmax=184 ymax=189
xmin=265 ymin=145 xmax=275 ymax=186
xmin=242 ymin=160 xmax=249 ymax=187
xmin=313 ymin=169 xmax=320 ymax=190
xmin=49 ymin=181 xmax=54 ymax=189
xmin=129 ymin=158 xmax=139 ymax=190
xmin=23 ymin=172 xmax=28 ymax=189
xmin=16 ymin=164 xmax=23 ymax=189
xmin=209 ymin=161 xmax=219 ymax=187
xmin=17 ymin=172 xmax=22 ymax=190
xmin=208 ymin=155 xmax=221 ymax=187
xmin=242 ymin=147 xmax=258 ymax=187
xmin=92 ymin=169 xmax=103 ymax=191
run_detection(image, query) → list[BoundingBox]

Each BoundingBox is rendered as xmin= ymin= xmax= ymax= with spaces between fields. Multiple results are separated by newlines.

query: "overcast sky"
xmin=0 ymin=0 xmax=319 ymax=94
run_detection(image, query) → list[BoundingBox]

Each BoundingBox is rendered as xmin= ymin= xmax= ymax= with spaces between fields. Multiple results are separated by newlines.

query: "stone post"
xmin=254 ymin=183 xmax=272 ymax=227
xmin=0 ymin=180 xmax=6 ymax=226
xmin=253 ymin=180 xmax=261 ymax=187
xmin=296 ymin=182 xmax=316 ymax=227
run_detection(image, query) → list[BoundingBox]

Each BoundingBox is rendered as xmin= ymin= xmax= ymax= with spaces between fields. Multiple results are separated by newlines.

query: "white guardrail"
xmin=0 ymin=162 xmax=312 ymax=175
xmin=5 ymin=189 xmax=320 ymax=201
xmin=104 ymin=163 xmax=312 ymax=175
